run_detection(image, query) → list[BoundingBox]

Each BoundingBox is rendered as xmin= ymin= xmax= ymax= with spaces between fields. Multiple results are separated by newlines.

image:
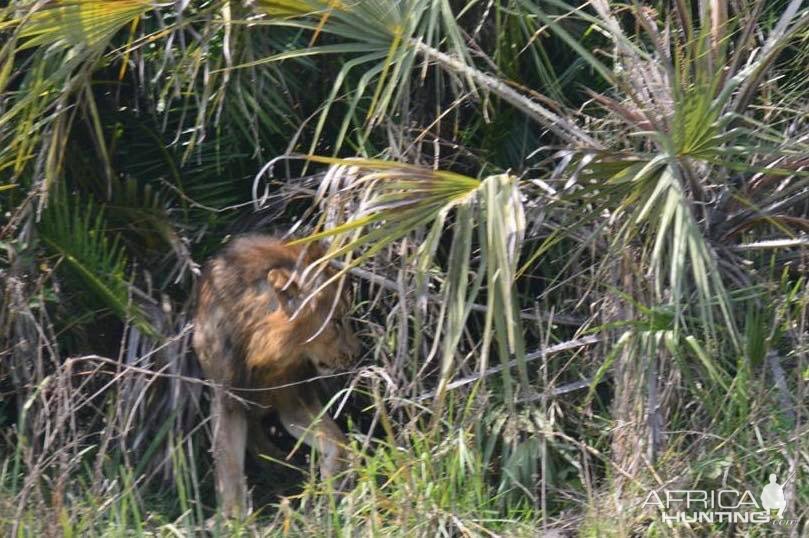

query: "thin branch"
xmin=411 ymin=40 xmax=601 ymax=149
xmin=731 ymin=238 xmax=809 ymax=250
xmin=415 ymin=335 xmax=601 ymax=401
xmin=767 ymin=351 xmax=797 ymax=424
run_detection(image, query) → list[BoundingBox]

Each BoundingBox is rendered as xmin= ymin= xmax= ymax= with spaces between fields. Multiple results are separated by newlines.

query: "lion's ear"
xmin=267 ymin=267 xmax=301 ymax=304
xmin=268 ymin=268 xmax=311 ymax=315
xmin=267 ymin=268 xmax=300 ymax=294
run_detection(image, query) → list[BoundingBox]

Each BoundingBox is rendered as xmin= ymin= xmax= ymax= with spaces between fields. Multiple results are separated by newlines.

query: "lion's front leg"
xmin=274 ymin=386 xmax=347 ymax=480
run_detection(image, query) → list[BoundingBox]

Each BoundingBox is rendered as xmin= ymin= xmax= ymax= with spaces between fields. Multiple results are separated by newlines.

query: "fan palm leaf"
xmin=525 ymin=0 xmax=809 ymax=356
xmin=282 ymin=156 xmax=528 ymax=403
xmin=235 ymin=0 xmax=595 ymax=153
xmin=13 ymin=0 xmax=151 ymax=51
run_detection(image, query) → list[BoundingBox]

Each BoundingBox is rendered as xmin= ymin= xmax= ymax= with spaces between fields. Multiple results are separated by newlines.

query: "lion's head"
xmin=264 ymin=243 xmax=361 ymax=376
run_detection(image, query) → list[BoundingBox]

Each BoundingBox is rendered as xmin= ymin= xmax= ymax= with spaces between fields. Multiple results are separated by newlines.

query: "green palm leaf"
xmin=15 ymin=0 xmax=151 ymax=50
xmin=38 ymin=194 xmax=153 ymax=335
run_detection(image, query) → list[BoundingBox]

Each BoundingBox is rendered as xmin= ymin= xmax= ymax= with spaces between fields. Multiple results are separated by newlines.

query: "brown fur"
xmin=192 ymin=235 xmax=360 ymax=517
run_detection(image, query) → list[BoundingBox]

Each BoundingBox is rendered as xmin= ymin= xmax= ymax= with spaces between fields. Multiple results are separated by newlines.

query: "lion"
xmin=192 ymin=235 xmax=360 ymax=518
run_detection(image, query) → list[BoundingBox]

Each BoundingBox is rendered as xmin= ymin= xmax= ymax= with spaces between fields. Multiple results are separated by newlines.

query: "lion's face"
xmin=303 ymin=313 xmax=361 ymax=376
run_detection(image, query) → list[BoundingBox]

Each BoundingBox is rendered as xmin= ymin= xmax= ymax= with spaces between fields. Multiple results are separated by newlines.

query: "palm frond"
xmin=239 ymin=0 xmax=598 ymax=152
xmin=286 ymin=156 xmax=528 ymax=402
xmin=38 ymin=193 xmax=153 ymax=335
xmin=15 ymin=0 xmax=151 ymax=51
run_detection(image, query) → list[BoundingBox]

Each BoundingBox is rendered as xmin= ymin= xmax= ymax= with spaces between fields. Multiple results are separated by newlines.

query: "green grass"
xmin=0 ymin=404 xmax=542 ymax=536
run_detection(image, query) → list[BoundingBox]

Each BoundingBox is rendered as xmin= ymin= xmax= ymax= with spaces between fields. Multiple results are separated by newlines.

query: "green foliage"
xmin=38 ymin=192 xmax=153 ymax=334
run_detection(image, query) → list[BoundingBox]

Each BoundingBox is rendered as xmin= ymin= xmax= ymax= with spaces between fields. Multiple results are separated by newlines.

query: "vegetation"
xmin=1 ymin=0 xmax=807 ymax=535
